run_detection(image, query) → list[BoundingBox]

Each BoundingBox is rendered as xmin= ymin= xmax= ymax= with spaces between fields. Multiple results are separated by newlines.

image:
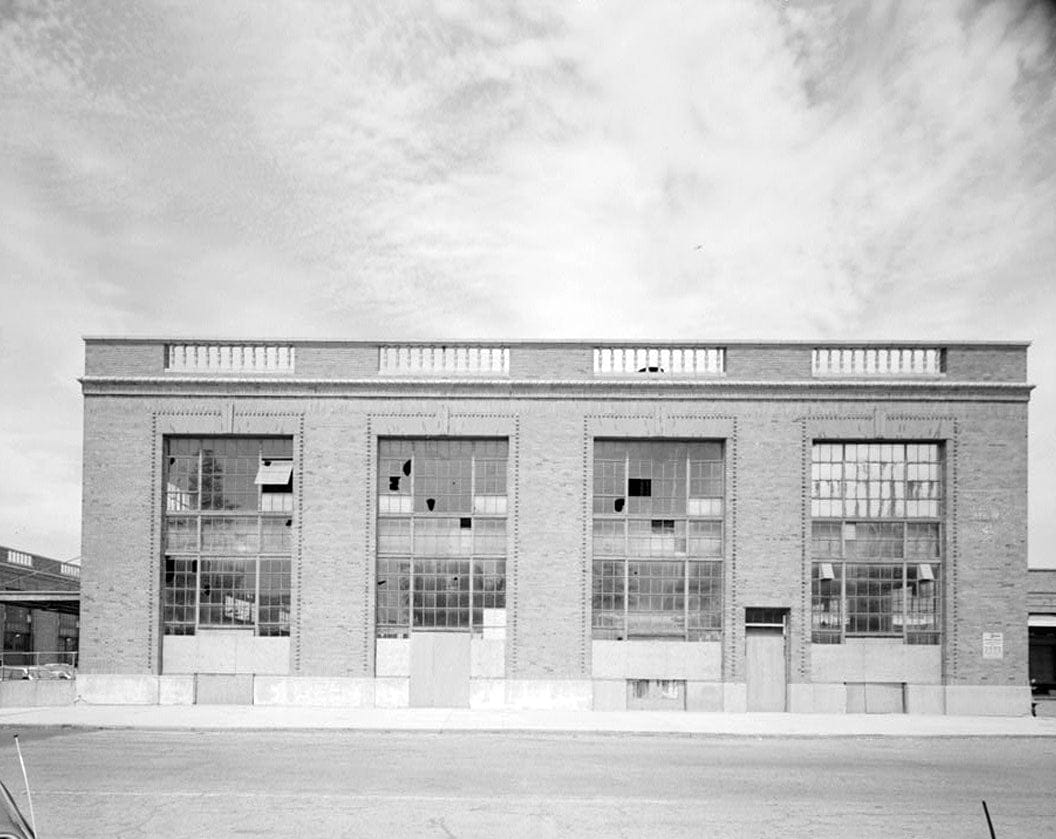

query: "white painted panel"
xmin=253 ymin=677 xmax=374 ymax=707
xmin=161 ymin=635 xmax=199 ymax=674
xmin=746 ymin=629 xmax=786 ymax=712
xmin=811 ymin=640 xmax=942 ymax=684
xmin=469 ymin=679 xmax=505 ymax=709
xmin=76 ymin=674 xmax=159 ymax=705
xmin=592 ymin=640 xmax=721 ymax=679
xmin=195 ymin=630 xmax=244 ymax=673
xmin=410 ymin=632 xmax=470 ymax=708
xmin=504 ymin=679 xmax=592 ymax=710
xmin=235 ymin=636 xmax=290 ymax=675
xmin=374 ymin=677 xmax=409 ymax=708
xmin=376 ymin=638 xmax=411 ymax=677
xmin=470 ymin=638 xmax=505 ymax=678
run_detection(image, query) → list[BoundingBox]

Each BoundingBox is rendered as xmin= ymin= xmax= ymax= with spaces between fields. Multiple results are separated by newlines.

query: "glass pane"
xmin=198 ymin=557 xmax=257 ymax=628
xmin=592 ymin=559 xmax=624 ymax=639
xmin=687 ymin=561 xmax=722 ymax=640
xmin=627 ymin=560 xmax=685 ymax=638
xmin=412 ymin=558 xmax=471 ymax=629
xmin=201 ymin=517 xmax=259 ymax=553
xmin=260 ymin=517 xmax=293 ymax=553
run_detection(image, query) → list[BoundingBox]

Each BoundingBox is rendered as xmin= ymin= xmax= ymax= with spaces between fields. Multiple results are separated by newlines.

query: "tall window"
xmin=376 ymin=439 xmax=508 ymax=637
xmin=162 ymin=437 xmax=293 ymax=637
xmin=592 ymin=441 xmax=724 ymax=641
xmin=811 ymin=443 xmax=942 ymax=645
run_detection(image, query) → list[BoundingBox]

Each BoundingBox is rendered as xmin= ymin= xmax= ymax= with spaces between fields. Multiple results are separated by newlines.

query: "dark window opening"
xmin=746 ymin=607 xmax=787 ymax=627
xmin=389 ymin=476 xmax=401 ymax=491
xmin=460 ymin=517 xmax=472 ymax=529
xmin=651 ymin=519 xmax=675 ymax=533
xmin=637 ymin=366 xmax=664 ymax=373
xmin=614 ymin=498 xmax=625 ymax=512
xmin=426 ymin=498 xmax=436 ymax=511
xmin=628 ymin=479 xmax=652 ymax=497
xmin=402 ymin=460 xmax=412 ymax=476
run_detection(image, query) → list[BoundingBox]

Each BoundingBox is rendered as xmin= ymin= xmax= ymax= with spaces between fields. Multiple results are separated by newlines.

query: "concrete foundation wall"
xmin=255 ymin=676 xmax=374 ymax=707
xmin=0 ymin=680 xmax=76 ymax=707
xmin=946 ymin=685 xmax=1032 ymax=716
xmin=77 ymin=673 xmax=159 ymax=704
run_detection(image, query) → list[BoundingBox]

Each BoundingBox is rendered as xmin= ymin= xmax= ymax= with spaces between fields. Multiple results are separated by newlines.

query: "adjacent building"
xmin=78 ymin=339 xmax=1032 ymax=714
xmin=1028 ymin=568 xmax=1056 ymax=715
xmin=0 ymin=545 xmax=80 ymax=673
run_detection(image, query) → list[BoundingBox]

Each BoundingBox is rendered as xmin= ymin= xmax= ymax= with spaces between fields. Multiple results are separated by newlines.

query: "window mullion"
xmin=623 ymin=452 xmax=630 ymax=639
xmin=195 ymin=445 xmax=203 ymax=629
xmin=684 ymin=453 xmax=690 ymax=641
xmin=255 ymin=516 xmax=262 ymax=635
xmin=840 ymin=560 xmax=846 ymax=643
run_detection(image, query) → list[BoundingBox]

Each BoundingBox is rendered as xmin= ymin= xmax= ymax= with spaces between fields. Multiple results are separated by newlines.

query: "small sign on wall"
xmin=982 ymin=632 xmax=1004 ymax=660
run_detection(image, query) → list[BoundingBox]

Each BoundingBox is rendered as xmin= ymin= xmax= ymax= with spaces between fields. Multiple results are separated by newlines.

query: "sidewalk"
xmin=1 ymin=703 xmax=1055 ymax=736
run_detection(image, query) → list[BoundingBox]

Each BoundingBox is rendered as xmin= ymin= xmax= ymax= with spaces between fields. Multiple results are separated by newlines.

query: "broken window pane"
xmin=592 ymin=440 xmax=725 ymax=641
xmin=162 ymin=437 xmax=293 ymax=637
xmin=375 ymin=439 xmax=509 ymax=637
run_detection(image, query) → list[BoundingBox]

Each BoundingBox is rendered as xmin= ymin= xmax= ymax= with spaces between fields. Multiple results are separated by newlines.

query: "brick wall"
xmin=80 ymin=397 xmax=157 ymax=673
xmin=726 ymin=346 xmax=811 ymax=380
xmin=80 ymin=360 xmax=1032 ymax=693
xmin=948 ymin=401 xmax=1029 ymax=686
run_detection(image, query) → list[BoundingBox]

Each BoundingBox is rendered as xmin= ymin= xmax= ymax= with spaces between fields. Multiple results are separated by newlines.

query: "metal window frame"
xmin=162 ymin=438 xmax=293 ymax=637
xmin=592 ymin=441 xmax=725 ymax=642
xmin=375 ymin=440 xmax=509 ymax=637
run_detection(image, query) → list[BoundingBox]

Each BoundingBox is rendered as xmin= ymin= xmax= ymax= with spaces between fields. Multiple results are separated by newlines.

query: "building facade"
xmin=79 ymin=340 xmax=1032 ymax=714
xmin=0 ymin=545 xmax=80 ymax=672
xmin=1028 ymin=568 xmax=1056 ymax=715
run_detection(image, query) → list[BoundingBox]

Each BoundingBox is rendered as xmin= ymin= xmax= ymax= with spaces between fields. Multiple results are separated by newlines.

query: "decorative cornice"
xmin=79 ymin=376 xmax=1034 ymax=402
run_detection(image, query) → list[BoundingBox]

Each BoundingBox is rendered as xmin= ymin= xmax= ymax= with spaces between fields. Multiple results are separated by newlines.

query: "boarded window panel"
xmin=255 ymin=461 xmax=293 ymax=486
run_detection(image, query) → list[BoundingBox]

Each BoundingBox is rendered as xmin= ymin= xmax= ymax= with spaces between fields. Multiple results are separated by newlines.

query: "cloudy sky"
xmin=1 ymin=0 xmax=1054 ymax=565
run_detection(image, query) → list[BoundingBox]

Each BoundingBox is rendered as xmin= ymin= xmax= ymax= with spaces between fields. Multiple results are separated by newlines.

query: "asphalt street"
xmin=0 ymin=727 xmax=1053 ymax=838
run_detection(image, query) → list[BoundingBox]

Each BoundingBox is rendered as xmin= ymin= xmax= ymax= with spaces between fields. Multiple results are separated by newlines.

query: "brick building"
xmin=0 ymin=545 xmax=80 ymax=671
xmin=1028 ymin=569 xmax=1056 ymax=715
xmin=78 ymin=340 xmax=1032 ymax=714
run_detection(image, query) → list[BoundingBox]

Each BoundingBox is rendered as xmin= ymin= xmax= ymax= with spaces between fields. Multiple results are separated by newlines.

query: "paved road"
xmin=0 ymin=728 xmax=1053 ymax=838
